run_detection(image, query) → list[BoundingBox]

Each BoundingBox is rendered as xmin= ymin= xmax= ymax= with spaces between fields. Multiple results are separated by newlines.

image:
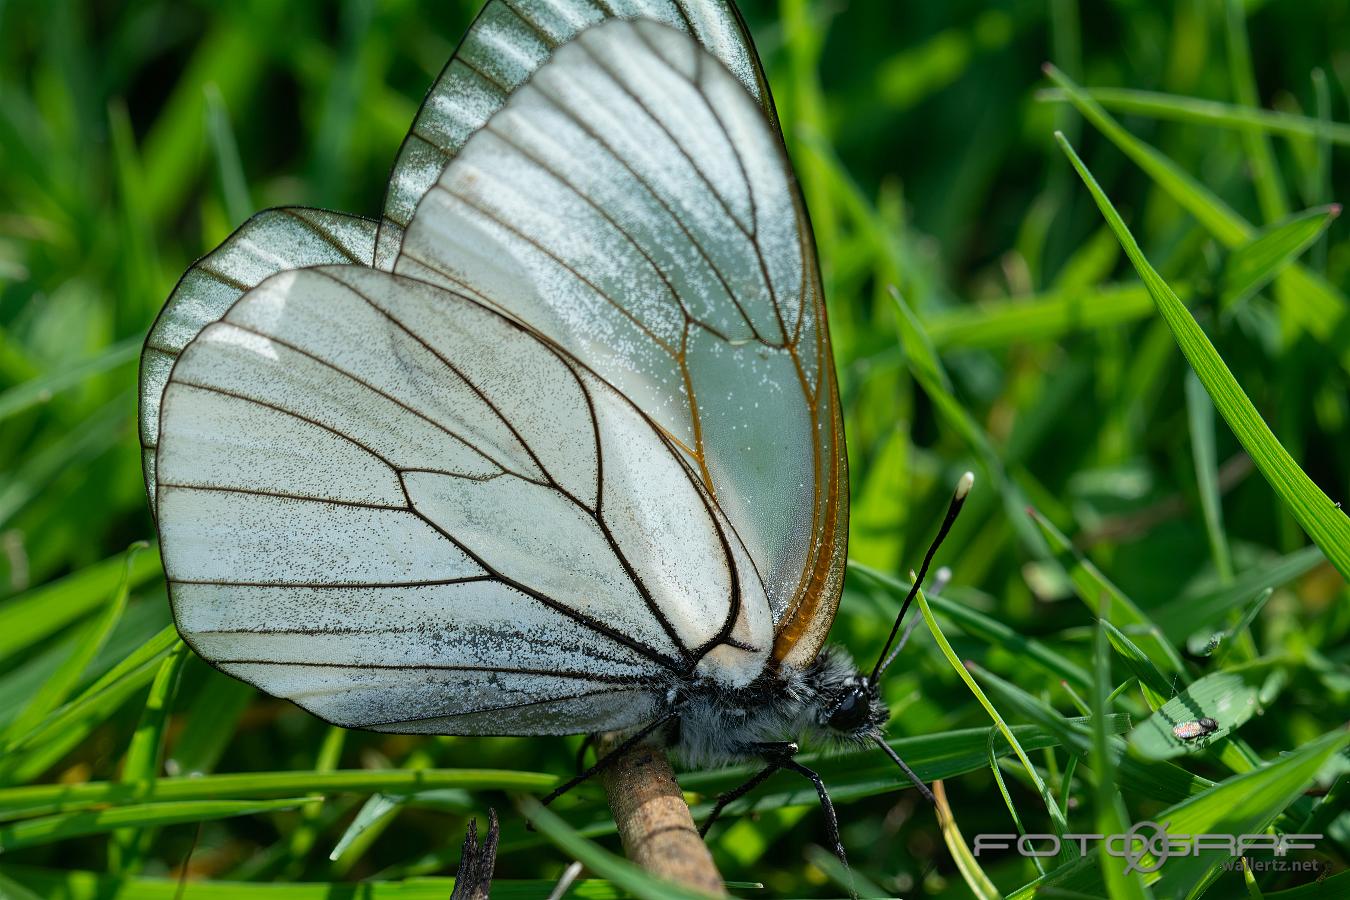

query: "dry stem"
xmin=598 ymin=733 xmax=726 ymax=895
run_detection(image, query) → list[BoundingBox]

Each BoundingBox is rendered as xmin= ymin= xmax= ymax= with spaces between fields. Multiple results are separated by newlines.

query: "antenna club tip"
xmin=1330 ymin=203 xmax=1343 ymax=218
xmin=956 ymin=471 xmax=975 ymax=499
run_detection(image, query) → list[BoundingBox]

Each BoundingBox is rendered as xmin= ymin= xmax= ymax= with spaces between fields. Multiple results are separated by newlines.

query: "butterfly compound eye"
xmin=826 ymin=683 xmax=873 ymax=732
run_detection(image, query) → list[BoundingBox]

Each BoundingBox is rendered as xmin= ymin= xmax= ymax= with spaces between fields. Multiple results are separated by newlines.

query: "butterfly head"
xmin=824 ymin=675 xmax=887 ymax=737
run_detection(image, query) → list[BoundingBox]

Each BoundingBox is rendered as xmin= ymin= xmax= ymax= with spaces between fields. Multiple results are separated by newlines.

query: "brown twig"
xmin=450 ymin=808 xmax=500 ymax=900
xmin=598 ymin=733 xmax=726 ymax=895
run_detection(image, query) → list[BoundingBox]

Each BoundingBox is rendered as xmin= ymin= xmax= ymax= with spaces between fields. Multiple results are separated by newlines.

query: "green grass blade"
xmin=1101 ymin=620 xmax=1173 ymax=708
xmin=1056 ymin=131 xmax=1350 ymax=581
xmin=1006 ymin=727 xmax=1349 ymax=898
xmin=1037 ymin=86 xmax=1350 ymax=146
xmin=1147 ymin=726 xmax=1350 ymax=896
xmin=0 ymin=769 xmax=558 ymax=821
xmin=1209 ymin=588 xmax=1272 ymax=666
xmin=0 ymin=867 xmax=634 ymax=900
xmin=1127 ymin=668 xmax=1266 ymax=759
xmin=0 ymin=549 xmax=162 ymax=661
xmin=0 ymin=336 xmax=140 ymax=423
xmin=202 ymin=82 xmax=252 ymax=226
xmin=1152 ymin=545 xmax=1325 ymax=641
xmin=804 ymin=844 xmax=888 ymax=898
xmin=914 ymin=586 xmax=1072 ymax=861
xmin=1029 ymin=508 xmax=1187 ymax=675
xmin=1043 ymin=65 xmax=1350 ymax=375
xmin=891 ymin=290 xmax=1050 ymax=557
xmin=0 ymin=627 xmax=179 ymax=783
xmin=852 ymin=562 xmax=1091 ymax=689
xmin=1092 ymin=617 xmax=1152 ymax=900
xmin=986 ymin=729 xmax=1045 ymax=876
xmin=0 ymin=798 xmax=304 ymax=851
xmin=1185 ymin=371 xmax=1235 ymax=583
xmin=109 ymin=641 xmax=188 ymax=874
xmin=1223 ymin=0 xmax=1288 ymax=223
xmin=519 ymin=796 xmax=719 ymax=900
xmin=329 ymin=793 xmax=403 ymax=864
xmin=969 ymin=663 xmax=1212 ymax=804
xmin=934 ymin=779 xmax=1003 ymax=900
xmin=1221 ymin=206 xmax=1340 ymax=308
xmin=0 ymin=543 xmax=144 ymax=742
xmin=922 ymin=282 xmax=1158 ymax=350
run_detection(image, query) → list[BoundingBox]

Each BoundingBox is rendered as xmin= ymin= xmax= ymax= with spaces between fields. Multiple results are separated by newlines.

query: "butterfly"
xmin=140 ymin=0 xmax=967 ymax=861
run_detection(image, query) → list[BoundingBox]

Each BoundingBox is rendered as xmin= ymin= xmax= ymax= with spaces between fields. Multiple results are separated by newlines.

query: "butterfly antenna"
xmin=870 ymin=731 xmax=935 ymax=804
xmin=868 ymin=471 xmax=974 ymax=685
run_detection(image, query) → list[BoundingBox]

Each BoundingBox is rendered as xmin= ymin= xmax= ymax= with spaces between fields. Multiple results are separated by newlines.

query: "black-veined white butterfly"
xmin=140 ymin=0 xmax=969 ymax=861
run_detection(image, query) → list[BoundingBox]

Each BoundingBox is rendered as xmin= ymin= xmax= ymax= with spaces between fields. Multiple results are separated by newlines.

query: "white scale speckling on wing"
xmin=159 ymin=266 xmax=772 ymax=731
xmin=145 ymin=0 xmax=847 ymax=735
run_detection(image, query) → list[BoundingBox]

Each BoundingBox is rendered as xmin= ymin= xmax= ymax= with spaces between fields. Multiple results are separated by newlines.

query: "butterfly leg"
xmin=539 ymin=712 xmax=677 ymax=808
xmin=698 ymin=741 xmax=798 ymax=838
xmin=780 ymin=757 xmax=847 ymax=868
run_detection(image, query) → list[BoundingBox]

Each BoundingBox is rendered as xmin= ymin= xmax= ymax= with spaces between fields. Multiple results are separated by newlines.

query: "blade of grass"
xmin=109 ymin=641 xmax=188 ymax=874
xmin=1223 ymin=0 xmax=1288 ymax=223
xmin=1186 ymin=371 xmax=1235 ymax=583
xmin=1091 ymin=616 xmax=1152 ymax=900
xmin=1029 ymin=508 xmax=1187 ymax=675
xmin=969 ymin=663 xmax=1212 ymax=804
xmin=0 ymin=769 xmax=559 ymax=821
xmin=0 ymin=867 xmax=629 ymax=899
xmin=852 ymin=562 xmax=1091 ymax=689
xmin=282 ymin=726 xmax=347 ymax=877
xmin=987 ymin=729 xmax=1045 ymax=876
xmin=891 ymin=289 xmax=1051 ymax=557
xmin=0 ymin=798 xmax=304 ymax=851
xmin=1101 ymin=620 xmax=1173 ymax=709
xmin=0 ymin=548 xmax=161 ymax=660
xmin=1153 ymin=545 xmax=1324 ymax=641
xmin=1056 ymin=130 xmax=1350 ymax=581
xmin=914 ymin=585 xmax=1072 ymax=862
xmin=933 ymin=779 xmax=1002 ymax=900
xmin=1035 ymin=86 xmax=1350 ymax=146
xmin=1209 ymin=588 xmax=1272 ymax=666
xmin=202 ymin=82 xmax=252 ymax=227
xmin=0 ymin=336 xmax=140 ymax=423
xmin=1045 ymin=64 xmax=1350 ymax=395
xmin=0 ymin=542 xmax=144 ymax=742
xmin=1220 ymin=205 xmax=1340 ymax=309
xmin=922 ymin=282 xmax=1158 ymax=350
xmin=518 ymin=796 xmax=718 ymax=900
xmin=0 ymin=395 xmax=131 ymax=530
xmin=1127 ymin=668 xmax=1267 ymax=760
xmin=803 ymin=844 xmax=888 ymax=898
xmin=1004 ymin=727 xmax=1349 ymax=898
xmin=1308 ymin=69 xmax=1332 ymax=271
xmin=0 ymin=626 xmax=179 ymax=784
xmin=107 ymin=98 xmax=162 ymax=309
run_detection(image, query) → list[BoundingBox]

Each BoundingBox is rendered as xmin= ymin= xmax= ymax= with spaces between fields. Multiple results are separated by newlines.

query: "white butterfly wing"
xmin=394 ymin=18 xmax=847 ymax=667
xmin=376 ymin=0 xmax=775 ymax=268
xmin=140 ymin=208 xmax=377 ymax=507
xmin=156 ymin=265 xmax=771 ymax=733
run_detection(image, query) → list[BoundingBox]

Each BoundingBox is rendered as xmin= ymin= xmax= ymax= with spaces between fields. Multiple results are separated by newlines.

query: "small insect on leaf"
xmin=1172 ymin=717 xmax=1219 ymax=741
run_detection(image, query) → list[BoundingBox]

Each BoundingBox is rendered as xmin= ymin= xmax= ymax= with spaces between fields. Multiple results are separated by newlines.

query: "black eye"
xmin=827 ymin=684 xmax=871 ymax=732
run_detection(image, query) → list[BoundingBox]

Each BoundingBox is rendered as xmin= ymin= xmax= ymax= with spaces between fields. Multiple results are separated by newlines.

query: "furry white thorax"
xmin=667 ymin=645 xmax=886 ymax=768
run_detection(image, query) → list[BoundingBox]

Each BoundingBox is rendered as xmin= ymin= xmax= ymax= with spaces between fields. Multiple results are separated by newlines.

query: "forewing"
xmin=395 ymin=19 xmax=847 ymax=667
xmin=376 ymin=0 xmax=775 ymax=267
xmin=139 ymin=208 xmax=377 ymax=507
xmin=156 ymin=266 xmax=770 ymax=733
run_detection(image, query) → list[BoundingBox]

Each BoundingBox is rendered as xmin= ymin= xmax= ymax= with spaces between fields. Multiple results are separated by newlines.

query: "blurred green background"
xmin=2 ymin=0 xmax=1349 ymax=897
